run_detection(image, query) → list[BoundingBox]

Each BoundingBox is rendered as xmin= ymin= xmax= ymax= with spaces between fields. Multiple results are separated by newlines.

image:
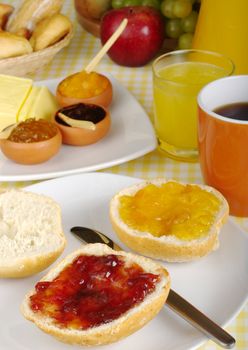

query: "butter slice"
xmin=0 ymin=74 xmax=32 ymax=131
xmin=0 ymin=74 xmax=58 ymax=132
xmin=18 ymin=86 xmax=58 ymax=122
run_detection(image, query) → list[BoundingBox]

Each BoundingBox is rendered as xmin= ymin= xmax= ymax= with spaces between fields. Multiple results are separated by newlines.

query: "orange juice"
xmin=152 ymin=52 xmax=233 ymax=161
xmin=193 ymin=0 xmax=248 ymax=74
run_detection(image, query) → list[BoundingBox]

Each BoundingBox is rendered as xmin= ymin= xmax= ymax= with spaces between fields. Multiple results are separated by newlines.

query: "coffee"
xmin=214 ymin=102 xmax=248 ymax=121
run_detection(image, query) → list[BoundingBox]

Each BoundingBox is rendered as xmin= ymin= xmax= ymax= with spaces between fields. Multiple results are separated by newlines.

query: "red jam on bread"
xmin=30 ymin=254 xmax=160 ymax=329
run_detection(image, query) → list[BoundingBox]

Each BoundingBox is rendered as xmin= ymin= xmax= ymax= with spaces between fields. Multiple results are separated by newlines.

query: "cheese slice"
xmin=18 ymin=86 xmax=58 ymax=122
xmin=0 ymin=74 xmax=32 ymax=131
xmin=0 ymin=74 xmax=58 ymax=131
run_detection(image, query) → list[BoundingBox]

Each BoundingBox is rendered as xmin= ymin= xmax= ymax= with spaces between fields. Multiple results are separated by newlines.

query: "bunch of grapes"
xmin=111 ymin=0 xmax=201 ymax=49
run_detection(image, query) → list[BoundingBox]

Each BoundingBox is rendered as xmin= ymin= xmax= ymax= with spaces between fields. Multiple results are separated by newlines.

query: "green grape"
xmin=160 ymin=0 xmax=176 ymax=18
xmin=181 ymin=11 xmax=198 ymax=33
xmin=165 ymin=18 xmax=183 ymax=38
xmin=112 ymin=0 xmax=125 ymax=8
xmin=173 ymin=0 xmax=192 ymax=18
xmin=178 ymin=32 xmax=193 ymax=49
xmin=142 ymin=0 xmax=161 ymax=10
xmin=123 ymin=0 xmax=141 ymax=6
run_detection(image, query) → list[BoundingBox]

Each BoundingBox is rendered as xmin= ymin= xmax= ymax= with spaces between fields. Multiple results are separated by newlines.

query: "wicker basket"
xmin=0 ymin=29 xmax=73 ymax=77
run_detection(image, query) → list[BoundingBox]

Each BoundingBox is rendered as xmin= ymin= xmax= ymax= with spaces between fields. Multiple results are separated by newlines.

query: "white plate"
xmin=0 ymin=76 xmax=156 ymax=182
xmin=1 ymin=173 xmax=248 ymax=350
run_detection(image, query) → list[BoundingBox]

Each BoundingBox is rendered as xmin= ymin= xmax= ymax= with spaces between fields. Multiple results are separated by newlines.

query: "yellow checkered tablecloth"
xmin=2 ymin=1 xmax=248 ymax=349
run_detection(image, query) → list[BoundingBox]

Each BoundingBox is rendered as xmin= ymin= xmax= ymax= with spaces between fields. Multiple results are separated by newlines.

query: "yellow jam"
xmin=59 ymin=71 xmax=109 ymax=99
xmin=119 ymin=182 xmax=221 ymax=241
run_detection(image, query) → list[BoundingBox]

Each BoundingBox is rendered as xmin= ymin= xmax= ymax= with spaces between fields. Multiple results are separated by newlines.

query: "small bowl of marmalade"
xmin=56 ymin=71 xmax=113 ymax=109
xmin=53 ymin=102 xmax=111 ymax=146
xmin=0 ymin=118 xmax=62 ymax=165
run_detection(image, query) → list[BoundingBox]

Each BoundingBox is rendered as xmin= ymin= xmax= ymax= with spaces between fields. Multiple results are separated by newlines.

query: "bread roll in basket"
xmin=0 ymin=0 xmax=73 ymax=76
xmin=0 ymin=30 xmax=73 ymax=76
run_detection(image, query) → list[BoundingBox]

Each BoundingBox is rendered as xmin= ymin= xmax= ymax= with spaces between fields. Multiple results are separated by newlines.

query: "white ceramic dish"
xmin=0 ymin=76 xmax=156 ymax=182
xmin=0 ymin=173 xmax=248 ymax=350
xmin=1 ymin=173 xmax=248 ymax=350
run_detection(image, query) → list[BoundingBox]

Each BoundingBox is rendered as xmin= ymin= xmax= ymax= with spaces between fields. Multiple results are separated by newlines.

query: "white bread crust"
xmin=21 ymin=243 xmax=170 ymax=346
xmin=110 ymin=179 xmax=229 ymax=262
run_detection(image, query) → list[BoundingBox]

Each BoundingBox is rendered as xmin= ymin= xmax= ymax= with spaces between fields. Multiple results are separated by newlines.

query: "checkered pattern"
xmin=2 ymin=1 xmax=248 ymax=349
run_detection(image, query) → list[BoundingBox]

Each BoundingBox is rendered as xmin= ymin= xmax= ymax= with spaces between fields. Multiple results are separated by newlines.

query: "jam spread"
xmin=8 ymin=118 xmax=58 ymax=143
xmin=30 ymin=254 xmax=159 ymax=330
xmin=55 ymin=103 xmax=106 ymax=126
xmin=119 ymin=182 xmax=221 ymax=241
xmin=58 ymin=71 xmax=109 ymax=98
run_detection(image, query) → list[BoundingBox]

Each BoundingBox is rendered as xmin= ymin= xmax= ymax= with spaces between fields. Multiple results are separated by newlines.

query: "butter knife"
xmin=70 ymin=226 xmax=235 ymax=349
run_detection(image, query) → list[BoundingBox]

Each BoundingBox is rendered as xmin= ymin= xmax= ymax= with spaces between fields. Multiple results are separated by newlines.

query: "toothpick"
xmin=85 ymin=18 xmax=128 ymax=74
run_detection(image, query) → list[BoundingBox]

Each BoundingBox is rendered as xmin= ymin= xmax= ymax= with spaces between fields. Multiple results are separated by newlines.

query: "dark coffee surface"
xmin=214 ymin=102 xmax=248 ymax=121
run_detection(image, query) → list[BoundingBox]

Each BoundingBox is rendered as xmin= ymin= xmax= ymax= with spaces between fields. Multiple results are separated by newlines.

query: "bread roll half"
xmin=0 ymin=189 xmax=66 ymax=278
xmin=110 ymin=179 xmax=229 ymax=262
xmin=21 ymin=243 xmax=170 ymax=346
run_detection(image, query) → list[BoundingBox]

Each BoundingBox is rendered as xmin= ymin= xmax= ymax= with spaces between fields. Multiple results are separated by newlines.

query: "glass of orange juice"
xmin=152 ymin=50 xmax=234 ymax=162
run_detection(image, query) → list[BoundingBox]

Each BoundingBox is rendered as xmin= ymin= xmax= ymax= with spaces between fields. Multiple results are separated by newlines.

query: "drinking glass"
xmin=152 ymin=50 xmax=234 ymax=162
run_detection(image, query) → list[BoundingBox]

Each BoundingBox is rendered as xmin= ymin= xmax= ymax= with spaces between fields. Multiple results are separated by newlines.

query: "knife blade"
xmin=70 ymin=226 xmax=235 ymax=349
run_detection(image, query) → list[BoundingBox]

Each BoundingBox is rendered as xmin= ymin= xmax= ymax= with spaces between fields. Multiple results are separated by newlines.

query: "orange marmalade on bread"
xmin=30 ymin=254 xmax=159 ymax=329
xmin=119 ymin=182 xmax=221 ymax=240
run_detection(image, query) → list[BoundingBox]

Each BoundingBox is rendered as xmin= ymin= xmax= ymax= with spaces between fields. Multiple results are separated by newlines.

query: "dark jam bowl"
xmin=53 ymin=103 xmax=111 ymax=146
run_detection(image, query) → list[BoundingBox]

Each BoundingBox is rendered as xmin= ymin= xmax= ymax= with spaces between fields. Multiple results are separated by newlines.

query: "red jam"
xmin=30 ymin=254 xmax=159 ymax=330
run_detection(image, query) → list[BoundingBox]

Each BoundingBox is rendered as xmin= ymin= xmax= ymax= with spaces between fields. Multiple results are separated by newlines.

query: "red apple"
xmin=100 ymin=6 xmax=165 ymax=67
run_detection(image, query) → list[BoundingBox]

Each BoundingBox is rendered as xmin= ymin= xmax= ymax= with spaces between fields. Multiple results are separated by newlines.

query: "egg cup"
xmin=56 ymin=71 xmax=113 ymax=109
xmin=53 ymin=103 xmax=111 ymax=146
xmin=0 ymin=128 xmax=62 ymax=165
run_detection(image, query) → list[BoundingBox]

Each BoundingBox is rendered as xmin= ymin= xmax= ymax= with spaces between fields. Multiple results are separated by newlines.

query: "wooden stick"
xmin=85 ymin=18 xmax=128 ymax=74
xmin=58 ymin=113 xmax=96 ymax=130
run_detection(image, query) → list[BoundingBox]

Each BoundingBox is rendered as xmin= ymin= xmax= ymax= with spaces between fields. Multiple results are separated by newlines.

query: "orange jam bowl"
xmin=0 ymin=120 xmax=62 ymax=165
xmin=56 ymin=71 xmax=113 ymax=109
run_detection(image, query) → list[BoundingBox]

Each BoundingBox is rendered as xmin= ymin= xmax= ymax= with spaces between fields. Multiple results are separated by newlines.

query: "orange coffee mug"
xmin=198 ymin=75 xmax=248 ymax=217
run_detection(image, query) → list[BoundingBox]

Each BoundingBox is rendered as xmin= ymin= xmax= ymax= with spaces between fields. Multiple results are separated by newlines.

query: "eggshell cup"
xmin=0 ymin=130 xmax=62 ymax=165
xmin=53 ymin=108 xmax=111 ymax=146
xmin=56 ymin=72 xmax=113 ymax=109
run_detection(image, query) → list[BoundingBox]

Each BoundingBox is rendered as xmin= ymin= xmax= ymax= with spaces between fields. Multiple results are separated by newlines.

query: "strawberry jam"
xmin=30 ymin=254 xmax=159 ymax=330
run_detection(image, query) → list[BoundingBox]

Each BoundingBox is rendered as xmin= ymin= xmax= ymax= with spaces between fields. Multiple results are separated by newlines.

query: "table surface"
xmin=1 ymin=1 xmax=247 ymax=349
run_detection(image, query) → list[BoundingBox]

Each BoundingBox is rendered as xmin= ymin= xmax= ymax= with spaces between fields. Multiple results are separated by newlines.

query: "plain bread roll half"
xmin=0 ymin=189 xmax=66 ymax=278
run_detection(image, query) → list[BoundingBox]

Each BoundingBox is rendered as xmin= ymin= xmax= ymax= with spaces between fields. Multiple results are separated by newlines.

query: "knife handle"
xmin=71 ymin=226 xmax=122 ymax=251
xmin=166 ymin=289 xmax=235 ymax=349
